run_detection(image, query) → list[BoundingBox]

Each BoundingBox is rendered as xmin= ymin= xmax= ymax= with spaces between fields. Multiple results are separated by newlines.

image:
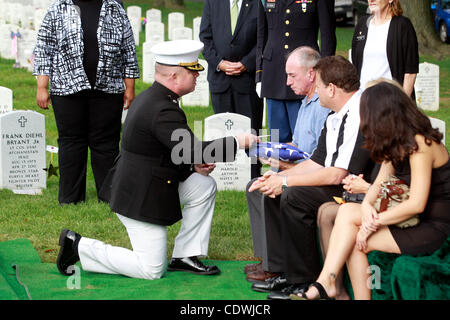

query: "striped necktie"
xmin=230 ymin=0 xmax=238 ymax=34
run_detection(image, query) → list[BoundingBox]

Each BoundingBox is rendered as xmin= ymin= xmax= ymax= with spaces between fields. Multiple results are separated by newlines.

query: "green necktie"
xmin=230 ymin=0 xmax=238 ymax=34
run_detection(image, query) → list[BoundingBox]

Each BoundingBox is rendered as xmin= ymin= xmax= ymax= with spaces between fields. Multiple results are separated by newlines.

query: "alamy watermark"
xmin=170 ymin=120 xmax=279 ymax=165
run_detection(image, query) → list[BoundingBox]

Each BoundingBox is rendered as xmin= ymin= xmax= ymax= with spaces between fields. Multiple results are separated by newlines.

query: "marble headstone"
xmin=182 ymin=59 xmax=210 ymax=107
xmin=142 ymin=39 xmax=162 ymax=84
xmin=127 ymin=5 xmax=142 ymax=46
xmin=145 ymin=21 xmax=164 ymax=43
xmin=0 ymin=86 xmax=13 ymax=114
xmin=172 ymin=27 xmax=192 ymax=41
xmin=146 ymin=8 xmax=161 ymax=24
xmin=0 ymin=110 xmax=46 ymax=194
xmin=204 ymin=113 xmax=251 ymax=191
xmin=415 ymin=62 xmax=440 ymax=111
xmin=168 ymin=12 xmax=184 ymax=40
xmin=193 ymin=17 xmax=201 ymax=41
xmin=429 ymin=116 xmax=446 ymax=145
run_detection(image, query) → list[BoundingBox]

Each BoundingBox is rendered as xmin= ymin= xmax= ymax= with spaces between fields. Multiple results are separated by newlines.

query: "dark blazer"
xmin=256 ymin=0 xmax=336 ymax=100
xmin=351 ymin=15 xmax=419 ymax=88
xmin=101 ymin=82 xmax=237 ymax=226
xmin=200 ymin=0 xmax=259 ymax=94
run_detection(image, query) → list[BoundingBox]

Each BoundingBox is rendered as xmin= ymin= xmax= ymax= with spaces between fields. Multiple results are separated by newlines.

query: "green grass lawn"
xmin=0 ymin=1 xmax=449 ymax=265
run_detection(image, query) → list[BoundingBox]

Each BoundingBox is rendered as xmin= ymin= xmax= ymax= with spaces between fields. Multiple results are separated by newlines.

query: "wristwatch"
xmin=282 ymin=176 xmax=288 ymax=191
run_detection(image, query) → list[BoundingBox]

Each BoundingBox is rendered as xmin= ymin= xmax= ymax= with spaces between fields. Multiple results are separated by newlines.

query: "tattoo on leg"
xmin=330 ymin=273 xmax=337 ymax=280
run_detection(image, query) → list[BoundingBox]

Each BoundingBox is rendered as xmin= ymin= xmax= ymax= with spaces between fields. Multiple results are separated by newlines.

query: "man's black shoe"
xmin=251 ymin=275 xmax=288 ymax=293
xmin=56 ymin=229 xmax=81 ymax=276
xmin=167 ymin=256 xmax=221 ymax=275
xmin=267 ymin=283 xmax=308 ymax=300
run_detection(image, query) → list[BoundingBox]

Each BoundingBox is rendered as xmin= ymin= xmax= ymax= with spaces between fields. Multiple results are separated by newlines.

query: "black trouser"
xmin=211 ymin=88 xmax=264 ymax=179
xmin=51 ymin=90 xmax=123 ymax=205
xmin=265 ymin=185 xmax=343 ymax=284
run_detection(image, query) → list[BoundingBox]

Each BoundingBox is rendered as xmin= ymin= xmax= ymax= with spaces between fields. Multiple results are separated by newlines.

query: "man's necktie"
xmin=230 ymin=0 xmax=238 ymax=34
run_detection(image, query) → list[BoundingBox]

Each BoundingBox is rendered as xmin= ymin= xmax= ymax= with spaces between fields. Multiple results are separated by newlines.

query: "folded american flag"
xmin=247 ymin=142 xmax=310 ymax=162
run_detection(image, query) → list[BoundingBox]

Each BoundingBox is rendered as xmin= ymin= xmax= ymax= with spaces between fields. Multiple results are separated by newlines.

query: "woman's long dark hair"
xmin=360 ymin=82 xmax=443 ymax=166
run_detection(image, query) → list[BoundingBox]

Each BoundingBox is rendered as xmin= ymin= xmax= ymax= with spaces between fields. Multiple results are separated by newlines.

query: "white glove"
xmin=256 ymin=82 xmax=261 ymax=98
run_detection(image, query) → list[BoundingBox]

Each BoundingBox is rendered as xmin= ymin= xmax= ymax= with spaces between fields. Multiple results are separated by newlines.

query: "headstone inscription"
xmin=415 ymin=62 xmax=440 ymax=111
xmin=203 ymin=113 xmax=251 ymax=191
xmin=0 ymin=110 xmax=46 ymax=194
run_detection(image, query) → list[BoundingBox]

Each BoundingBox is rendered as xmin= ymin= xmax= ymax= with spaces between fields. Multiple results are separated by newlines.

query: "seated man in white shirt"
xmin=247 ymin=56 xmax=374 ymax=300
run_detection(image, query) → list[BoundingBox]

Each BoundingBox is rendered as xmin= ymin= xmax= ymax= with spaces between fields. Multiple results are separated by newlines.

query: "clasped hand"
xmin=356 ymin=202 xmax=380 ymax=252
xmin=248 ymin=171 xmax=283 ymax=198
xmin=218 ymin=60 xmax=246 ymax=76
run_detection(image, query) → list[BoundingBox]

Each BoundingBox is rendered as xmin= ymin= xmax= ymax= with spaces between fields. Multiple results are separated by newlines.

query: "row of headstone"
xmin=140 ymin=9 xmax=207 ymax=107
xmin=0 ymin=0 xmax=51 ymax=30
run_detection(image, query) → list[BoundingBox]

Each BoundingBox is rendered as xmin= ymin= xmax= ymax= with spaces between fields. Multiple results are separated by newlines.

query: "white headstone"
xmin=127 ymin=6 xmax=142 ymax=46
xmin=145 ymin=21 xmax=164 ymax=43
xmin=415 ymin=62 xmax=440 ymax=111
xmin=142 ymin=39 xmax=162 ymax=84
xmin=172 ymin=27 xmax=192 ymax=41
xmin=17 ymin=29 xmax=37 ymax=71
xmin=0 ymin=86 xmax=13 ymax=114
xmin=204 ymin=113 xmax=251 ymax=191
xmin=182 ymin=59 xmax=210 ymax=107
xmin=0 ymin=110 xmax=46 ymax=194
xmin=429 ymin=116 xmax=446 ymax=145
xmin=193 ymin=17 xmax=201 ymax=41
xmin=146 ymin=8 xmax=161 ymax=24
xmin=33 ymin=8 xmax=47 ymax=31
xmin=0 ymin=24 xmax=14 ymax=59
xmin=127 ymin=6 xmax=142 ymax=24
xmin=168 ymin=12 xmax=184 ymax=40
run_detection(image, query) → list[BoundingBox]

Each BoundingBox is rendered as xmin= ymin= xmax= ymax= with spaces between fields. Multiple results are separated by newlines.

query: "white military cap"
xmin=151 ymin=40 xmax=205 ymax=71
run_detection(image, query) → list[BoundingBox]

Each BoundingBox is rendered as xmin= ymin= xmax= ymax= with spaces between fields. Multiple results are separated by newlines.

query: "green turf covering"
xmin=0 ymin=239 xmax=268 ymax=300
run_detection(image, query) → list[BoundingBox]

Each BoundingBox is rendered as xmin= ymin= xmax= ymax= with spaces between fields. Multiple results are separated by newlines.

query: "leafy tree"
xmin=153 ymin=0 xmax=185 ymax=9
xmin=400 ymin=0 xmax=450 ymax=59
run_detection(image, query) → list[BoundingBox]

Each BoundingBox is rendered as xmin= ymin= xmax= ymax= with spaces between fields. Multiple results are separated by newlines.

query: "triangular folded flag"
xmin=247 ymin=142 xmax=310 ymax=162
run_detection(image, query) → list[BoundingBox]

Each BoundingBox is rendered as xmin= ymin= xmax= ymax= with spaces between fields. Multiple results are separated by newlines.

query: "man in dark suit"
xmin=256 ymin=0 xmax=336 ymax=143
xmin=200 ymin=0 xmax=264 ymax=178
xmin=55 ymin=40 xmax=258 ymax=280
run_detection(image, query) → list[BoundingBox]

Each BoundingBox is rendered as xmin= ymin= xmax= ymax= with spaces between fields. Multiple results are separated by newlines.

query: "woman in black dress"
xmin=293 ymin=80 xmax=450 ymax=300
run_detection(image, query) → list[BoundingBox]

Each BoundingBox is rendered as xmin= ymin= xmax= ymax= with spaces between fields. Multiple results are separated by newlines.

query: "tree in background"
xmin=400 ymin=0 xmax=450 ymax=59
xmin=153 ymin=0 xmax=185 ymax=9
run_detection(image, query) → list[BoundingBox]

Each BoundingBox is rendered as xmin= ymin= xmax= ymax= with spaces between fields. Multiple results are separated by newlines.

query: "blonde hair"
xmin=365 ymin=78 xmax=404 ymax=91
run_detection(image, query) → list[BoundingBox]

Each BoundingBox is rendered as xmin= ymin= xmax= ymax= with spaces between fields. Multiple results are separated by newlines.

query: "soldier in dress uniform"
xmin=55 ymin=40 xmax=258 ymax=280
xmin=256 ymin=0 xmax=336 ymax=143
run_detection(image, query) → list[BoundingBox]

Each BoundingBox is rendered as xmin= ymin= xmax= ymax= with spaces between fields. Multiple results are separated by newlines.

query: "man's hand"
xmin=225 ymin=62 xmax=246 ymax=76
xmin=235 ymin=133 xmax=259 ymax=149
xmin=257 ymin=174 xmax=284 ymax=198
xmin=248 ymin=170 xmax=276 ymax=192
xmin=218 ymin=60 xmax=246 ymax=76
xmin=194 ymin=163 xmax=216 ymax=176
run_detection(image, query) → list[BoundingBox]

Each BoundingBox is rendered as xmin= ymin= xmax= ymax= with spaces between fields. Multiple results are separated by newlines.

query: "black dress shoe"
xmin=167 ymin=256 xmax=221 ymax=275
xmin=251 ymin=275 xmax=288 ymax=293
xmin=56 ymin=229 xmax=81 ymax=276
xmin=267 ymin=283 xmax=308 ymax=300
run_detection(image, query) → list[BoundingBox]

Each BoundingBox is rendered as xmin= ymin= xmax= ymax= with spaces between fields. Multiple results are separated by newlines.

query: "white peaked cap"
xmin=151 ymin=40 xmax=205 ymax=71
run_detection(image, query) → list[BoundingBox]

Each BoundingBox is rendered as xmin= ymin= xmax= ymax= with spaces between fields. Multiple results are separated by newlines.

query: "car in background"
xmin=335 ymin=0 xmax=369 ymax=26
xmin=431 ymin=0 xmax=450 ymax=43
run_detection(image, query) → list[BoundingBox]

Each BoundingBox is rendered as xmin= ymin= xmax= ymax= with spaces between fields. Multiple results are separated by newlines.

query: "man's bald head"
xmin=285 ymin=46 xmax=320 ymax=96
